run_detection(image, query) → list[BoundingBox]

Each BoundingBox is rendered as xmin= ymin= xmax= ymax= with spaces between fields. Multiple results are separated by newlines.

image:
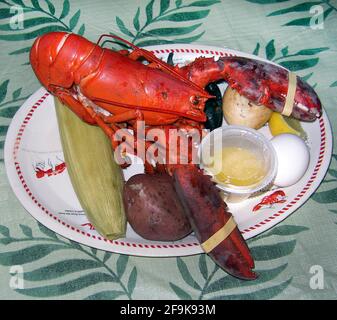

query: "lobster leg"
xmin=173 ymin=165 xmax=257 ymax=280
xmin=51 ymin=88 xmax=97 ymax=125
xmin=103 ymin=109 xmax=142 ymax=124
xmin=52 ymin=86 xmax=139 ymax=166
xmin=84 ymin=108 xmax=125 ymax=151
xmin=86 ymin=107 xmax=159 ymax=171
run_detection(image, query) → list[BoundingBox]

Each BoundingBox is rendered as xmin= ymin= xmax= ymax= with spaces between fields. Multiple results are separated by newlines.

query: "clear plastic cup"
xmin=199 ymin=126 xmax=278 ymax=203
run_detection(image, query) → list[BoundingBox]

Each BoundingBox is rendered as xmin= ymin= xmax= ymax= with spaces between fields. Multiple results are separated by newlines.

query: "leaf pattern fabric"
xmin=0 ymin=0 xmax=337 ymax=299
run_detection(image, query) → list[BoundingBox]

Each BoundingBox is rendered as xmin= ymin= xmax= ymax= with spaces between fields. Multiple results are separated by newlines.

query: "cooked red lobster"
xmin=30 ymin=32 xmax=322 ymax=280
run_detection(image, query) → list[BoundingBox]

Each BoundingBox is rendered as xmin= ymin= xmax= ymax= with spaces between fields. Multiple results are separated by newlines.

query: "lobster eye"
xmin=190 ymin=95 xmax=200 ymax=106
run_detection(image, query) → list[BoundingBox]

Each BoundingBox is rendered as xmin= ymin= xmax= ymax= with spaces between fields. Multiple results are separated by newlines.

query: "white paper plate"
xmin=4 ymin=44 xmax=332 ymax=257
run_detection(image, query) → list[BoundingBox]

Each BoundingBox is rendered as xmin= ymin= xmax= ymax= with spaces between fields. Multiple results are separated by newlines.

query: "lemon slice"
xmin=268 ymin=112 xmax=307 ymax=140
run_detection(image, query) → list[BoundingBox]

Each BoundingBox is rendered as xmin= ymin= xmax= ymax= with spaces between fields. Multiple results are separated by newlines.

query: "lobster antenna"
xmin=96 ymin=34 xmax=211 ymax=98
xmin=96 ymin=34 xmax=136 ymax=49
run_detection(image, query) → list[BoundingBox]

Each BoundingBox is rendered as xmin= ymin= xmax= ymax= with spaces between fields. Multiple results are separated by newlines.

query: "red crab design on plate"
xmin=34 ymin=157 xmax=66 ymax=179
xmin=252 ymin=190 xmax=287 ymax=212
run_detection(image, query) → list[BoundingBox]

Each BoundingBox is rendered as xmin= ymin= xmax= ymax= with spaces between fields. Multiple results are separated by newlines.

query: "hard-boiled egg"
xmin=271 ymin=134 xmax=310 ymax=187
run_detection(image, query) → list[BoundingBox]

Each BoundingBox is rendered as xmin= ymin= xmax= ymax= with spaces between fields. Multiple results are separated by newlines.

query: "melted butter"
xmin=208 ymin=147 xmax=266 ymax=187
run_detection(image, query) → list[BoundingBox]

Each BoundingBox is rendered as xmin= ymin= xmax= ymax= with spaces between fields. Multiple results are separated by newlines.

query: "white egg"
xmin=271 ymin=134 xmax=310 ymax=187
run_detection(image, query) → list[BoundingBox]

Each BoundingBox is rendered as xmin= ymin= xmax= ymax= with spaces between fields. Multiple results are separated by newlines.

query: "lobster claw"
xmin=173 ymin=165 xmax=257 ymax=280
xmin=181 ymin=56 xmax=322 ymax=122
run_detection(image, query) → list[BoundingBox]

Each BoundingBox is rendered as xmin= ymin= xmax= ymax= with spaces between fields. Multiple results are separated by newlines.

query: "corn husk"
xmin=55 ymin=98 xmax=126 ymax=239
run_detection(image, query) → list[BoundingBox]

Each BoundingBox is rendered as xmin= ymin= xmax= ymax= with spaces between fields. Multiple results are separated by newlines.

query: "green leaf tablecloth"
xmin=0 ymin=0 xmax=336 ymax=300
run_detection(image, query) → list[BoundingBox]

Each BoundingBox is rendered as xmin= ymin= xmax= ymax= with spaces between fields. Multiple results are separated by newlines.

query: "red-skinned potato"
xmin=123 ymin=173 xmax=192 ymax=241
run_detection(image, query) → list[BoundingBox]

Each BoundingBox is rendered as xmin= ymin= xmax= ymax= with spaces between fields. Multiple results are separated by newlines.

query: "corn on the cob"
xmin=55 ymin=98 xmax=126 ymax=239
